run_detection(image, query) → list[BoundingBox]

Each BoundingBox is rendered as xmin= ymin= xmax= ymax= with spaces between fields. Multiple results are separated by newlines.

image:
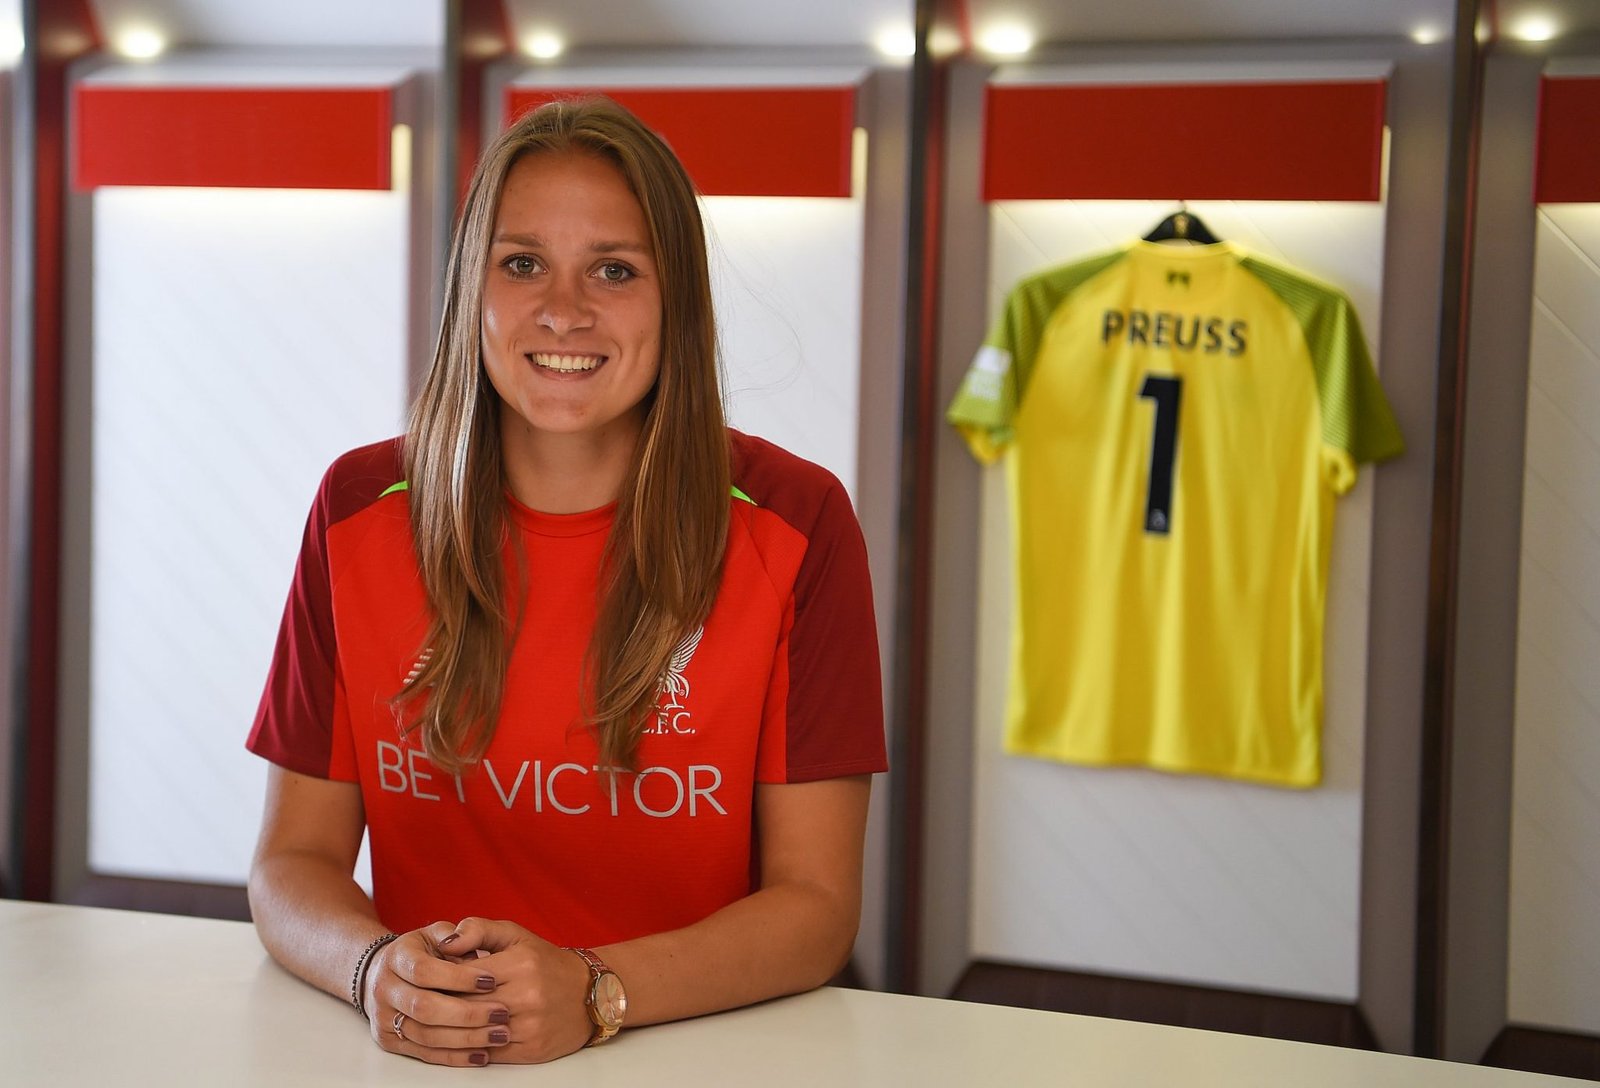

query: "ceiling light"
xmin=523 ymin=31 xmax=564 ymax=60
xmin=927 ymin=25 xmax=964 ymax=58
xmin=1410 ymin=24 xmax=1445 ymax=45
xmin=391 ymin=124 xmax=412 ymax=193
xmin=874 ymin=28 xmax=916 ymax=59
xmin=978 ymin=23 xmax=1034 ymax=57
xmin=1510 ymin=14 xmax=1559 ymax=42
xmin=116 ymin=26 xmax=167 ymax=60
xmin=464 ymin=32 xmax=505 ymax=60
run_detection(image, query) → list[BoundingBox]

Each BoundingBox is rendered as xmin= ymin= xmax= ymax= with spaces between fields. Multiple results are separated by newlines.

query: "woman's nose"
xmin=536 ymin=275 xmax=594 ymax=335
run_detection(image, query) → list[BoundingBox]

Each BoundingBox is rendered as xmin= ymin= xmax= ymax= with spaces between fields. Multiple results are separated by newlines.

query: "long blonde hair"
xmin=397 ymin=97 xmax=730 ymax=773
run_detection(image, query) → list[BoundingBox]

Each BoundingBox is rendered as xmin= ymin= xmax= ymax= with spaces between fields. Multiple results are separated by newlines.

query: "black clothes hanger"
xmin=1143 ymin=203 xmax=1221 ymax=246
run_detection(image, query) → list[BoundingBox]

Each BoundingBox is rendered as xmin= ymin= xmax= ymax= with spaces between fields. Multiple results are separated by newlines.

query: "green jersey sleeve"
xmin=947 ymin=250 xmax=1125 ymax=464
xmin=1243 ymin=255 xmax=1404 ymax=490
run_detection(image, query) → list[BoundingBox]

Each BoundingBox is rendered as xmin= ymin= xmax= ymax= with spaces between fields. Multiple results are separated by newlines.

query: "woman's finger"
xmin=389 ymin=1007 xmax=513 ymax=1053
xmin=379 ymin=928 xmax=502 ymax=996
xmin=392 ymin=985 xmax=511 ymax=1030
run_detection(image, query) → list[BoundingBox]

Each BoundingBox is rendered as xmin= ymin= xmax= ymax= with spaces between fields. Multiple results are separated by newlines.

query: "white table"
xmin=0 ymin=900 xmax=1582 ymax=1085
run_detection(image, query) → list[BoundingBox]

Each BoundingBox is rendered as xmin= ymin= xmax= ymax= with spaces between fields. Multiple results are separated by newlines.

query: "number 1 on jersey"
xmin=1138 ymin=375 xmax=1182 ymax=536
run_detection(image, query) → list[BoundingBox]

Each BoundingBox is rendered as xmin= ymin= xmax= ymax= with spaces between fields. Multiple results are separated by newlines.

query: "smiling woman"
xmin=243 ymin=97 xmax=887 ymax=1068
xmin=480 ymin=151 xmax=665 ymax=512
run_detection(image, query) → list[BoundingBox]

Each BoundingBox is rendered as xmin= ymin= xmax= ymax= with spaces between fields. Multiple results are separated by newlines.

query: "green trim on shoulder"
xmin=1002 ymin=249 xmax=1129 ymax=388
xmin=1026 ymin=247 xmax=1129 ymax=303
xmin=946 ymin=247 xmax=1129 ymax=457
xmin=731 ymin=485 xmax=755 ymax=505
xmin=1241 ymin=255 xmax=1405 ymax=465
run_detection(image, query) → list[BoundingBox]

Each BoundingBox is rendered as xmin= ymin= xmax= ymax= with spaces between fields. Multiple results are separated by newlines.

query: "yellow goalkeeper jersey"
xmin=947 ymin=241 xmax=1403 ymax=787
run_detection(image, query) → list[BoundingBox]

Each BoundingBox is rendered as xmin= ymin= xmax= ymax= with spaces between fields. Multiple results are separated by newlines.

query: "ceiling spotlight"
xmin=1510 ymin=14 xmax=1559 ymax=42
xmin=978 ymin=23 xmax=1034 ymax=57
xmin=1410 ymin=24 xmax=1445 ymax=45
xmin=524 ymin=32 xmax=564 ymax=60
xmin=927 ymin=25 xmax=964 ymax=58
xmin=464 ymin=32 xmax=505 ymax=59
xmin=874 ymin=28 xmax=916 ymax=59
xmin=117 ymin=26 xmax=167 ymax=60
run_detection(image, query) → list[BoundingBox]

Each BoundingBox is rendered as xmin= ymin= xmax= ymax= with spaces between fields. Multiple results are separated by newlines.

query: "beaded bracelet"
xmin=350 ymin=932 xmax=400 ymax=1018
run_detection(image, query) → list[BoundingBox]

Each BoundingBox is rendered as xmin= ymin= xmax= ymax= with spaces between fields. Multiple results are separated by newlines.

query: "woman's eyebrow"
xmin=490 ymin=233 xmax=649 ymax=256
xmin=588 ymin=240 xmax=651 ymax=255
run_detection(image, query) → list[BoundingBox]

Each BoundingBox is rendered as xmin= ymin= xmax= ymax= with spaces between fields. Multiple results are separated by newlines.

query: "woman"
xmin=246 ymin=98 xmax=886 ymax=1067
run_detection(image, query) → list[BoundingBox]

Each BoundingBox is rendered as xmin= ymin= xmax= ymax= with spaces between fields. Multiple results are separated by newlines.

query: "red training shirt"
xmin=246 ymin=430 xmax=886 ymax=944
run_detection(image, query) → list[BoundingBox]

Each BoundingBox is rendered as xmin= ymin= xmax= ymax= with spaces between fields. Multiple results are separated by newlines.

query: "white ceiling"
xmin=71 ymin=1 xmax=1600 ymax=54
xmin=963 ymin=0 xmax=1459 ymax=44
xmin=87 ymin=0 xmax=446 ymax=49
xmin=84 ymin=0 xmax=912 ymax=52
xmin=501 ymin=0 xmax=912 ymax=50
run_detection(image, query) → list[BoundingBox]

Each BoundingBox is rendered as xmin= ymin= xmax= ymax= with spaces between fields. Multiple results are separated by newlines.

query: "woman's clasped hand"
xmin=364 ymin=920 xmax=593 ymax=1067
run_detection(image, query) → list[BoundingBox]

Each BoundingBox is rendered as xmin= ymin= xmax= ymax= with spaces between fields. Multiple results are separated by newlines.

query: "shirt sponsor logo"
xmin=375 ymin=741 xmax=729 ymax=819
xmin=381 ymin=629 xmax=723 ymax=818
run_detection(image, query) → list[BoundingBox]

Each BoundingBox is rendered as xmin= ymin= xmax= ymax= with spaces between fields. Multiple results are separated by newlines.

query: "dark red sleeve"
xmin=783 ymin=477 xmax=887 ymax=781
xmin=245 ymin=439 xmax=403 ymax=777
xmin=733 ymin=431 xmax=887 ymax=782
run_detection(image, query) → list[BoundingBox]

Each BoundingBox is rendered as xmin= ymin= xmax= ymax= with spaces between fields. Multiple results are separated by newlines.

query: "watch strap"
xmin=565 ymin=946 xmax=623 ymax=1046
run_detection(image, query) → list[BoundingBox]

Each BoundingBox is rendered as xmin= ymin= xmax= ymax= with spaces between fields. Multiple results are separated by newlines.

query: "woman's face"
xmin=480 ymin=149 xmax=663 ymax=458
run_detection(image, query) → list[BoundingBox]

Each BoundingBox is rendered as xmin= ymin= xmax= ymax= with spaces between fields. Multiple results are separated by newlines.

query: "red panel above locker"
xmin=74 ymin=86 xmax=395 ymax=190
xmin=983 ymin=80 xmax=1388 ymax=202
xmin=1535 ymin=76 xmax=1600 ymax=204
xmin=505 ymin=86 xmax=857 ymax=198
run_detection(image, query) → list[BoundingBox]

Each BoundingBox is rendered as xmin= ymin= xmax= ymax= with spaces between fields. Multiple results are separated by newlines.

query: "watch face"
xmin=594 ymin=972 xmax=627 ymax=1029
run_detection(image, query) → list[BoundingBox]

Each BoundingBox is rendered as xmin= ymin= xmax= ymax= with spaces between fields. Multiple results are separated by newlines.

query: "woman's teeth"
xmin=531 ymin=353 xmax=602 ymax=372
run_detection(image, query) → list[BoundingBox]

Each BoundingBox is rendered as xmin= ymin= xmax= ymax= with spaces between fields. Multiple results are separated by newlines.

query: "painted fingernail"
xmin=476 ymin=975 xmax=496 ymax=991
xmin=489 ymin=1029 xmax=510 ymax=1045
xmin=469 ymin=1052 xmax=488 ymax=1067
xmin=488 ymin=1008 xmax=510 ymax=1025
xmin=440 ymin=933 xmax=459 ymax=947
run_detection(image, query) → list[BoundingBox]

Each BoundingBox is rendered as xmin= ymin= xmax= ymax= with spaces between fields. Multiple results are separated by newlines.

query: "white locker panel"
xmin=1507 ymin=205 xmax=1600 ymax=1036
xmin=87 ymin=186 xmax=408 ymax=884
xmin=706 ymin=193 xmax=865 ymax=503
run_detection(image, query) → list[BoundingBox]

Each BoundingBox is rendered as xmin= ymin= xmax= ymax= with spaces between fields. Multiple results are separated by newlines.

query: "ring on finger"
xmin=393 ymin=1011 xmax=407 ymax=1039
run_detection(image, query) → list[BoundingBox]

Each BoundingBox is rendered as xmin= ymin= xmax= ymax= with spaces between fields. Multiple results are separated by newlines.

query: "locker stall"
xmin=1456 ymin=39 xmax=1600 ymax=1077
xmin=922 ymin=40 xmax=1437 ymax=1048
xmin=66 ymin=60 xmax=434 ymax=894
xmin=45 ymin=9 xmax=448 ymax=916
xmin=1506 ymin=76 xmax=1600 ymax=1040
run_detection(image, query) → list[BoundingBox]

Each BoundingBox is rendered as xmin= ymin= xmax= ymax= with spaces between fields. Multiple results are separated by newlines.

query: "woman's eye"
xmin=598 ymin=262 xmax=634 ymax=283
xmin=506 ymin=256 xmax=538 ymax=276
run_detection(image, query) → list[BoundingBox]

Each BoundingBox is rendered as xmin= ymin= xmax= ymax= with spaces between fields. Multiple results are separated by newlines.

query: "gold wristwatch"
xmin=567 ymin=947 xmax=626 ymax=1046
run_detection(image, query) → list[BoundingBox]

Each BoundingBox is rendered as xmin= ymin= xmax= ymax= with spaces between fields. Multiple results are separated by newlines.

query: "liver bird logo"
xmin=652 ymin=626 xmax=704 ymax=735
